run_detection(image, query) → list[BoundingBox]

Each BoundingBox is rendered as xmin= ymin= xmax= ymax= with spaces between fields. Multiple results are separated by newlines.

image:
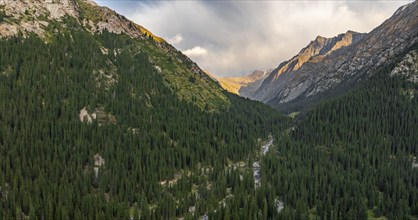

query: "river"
xmin=253 ymin=137 xmax=284 ymax=213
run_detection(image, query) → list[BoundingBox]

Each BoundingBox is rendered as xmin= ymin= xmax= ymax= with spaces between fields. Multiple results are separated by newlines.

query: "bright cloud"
xmin=95 ymin=0 xmax=412 ymax=77
xmin=183 ymin=46 xmax=208 ymax=57
xmin=168 ymin=34 xmax=183 ymax=45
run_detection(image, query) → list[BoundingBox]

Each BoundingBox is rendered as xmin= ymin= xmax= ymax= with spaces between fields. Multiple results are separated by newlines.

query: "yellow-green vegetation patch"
xmin=0 ymin=65 xmax=12 ymax=76
xmin=400 ymin=88 xmax=416 ymax=99
xmin=367 ymin=209 xmax=387 ymax=220
xmin=138 ymin=37 xmax=230 ymax=112
xmin=308 ymin=207 xmax=319 ymax=219
xmin=288 ymin=111 xmax=300 ymax=118
xmin=135 ymin=24 xmax=164 ymax=43
xmin=77 ymin=0 xmax=105 ymax=24
xmin=129 ymin=207 xmax=135 ymax=218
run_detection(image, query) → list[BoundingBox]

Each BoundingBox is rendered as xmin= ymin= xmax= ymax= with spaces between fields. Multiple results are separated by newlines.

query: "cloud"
xmin=95 ymin=0 xmax=412 ymax=77
xmin=183 ymin=46 xmax=208 ymax=57
xmin=168 ymin=34 xmax=183 ymax=45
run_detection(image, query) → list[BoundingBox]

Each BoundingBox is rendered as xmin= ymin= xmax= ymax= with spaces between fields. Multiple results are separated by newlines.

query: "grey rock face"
xmin=253 ymin=1 xmax=418 ymax=106
xmin=238 ymin=69 xmax=272 ymax=99
xmin=0 ymin=0 xmax=145 ymax=39
xmin=253 ymin=30 xmax=366 ymax=102
xmin=390 ymin=50 xmax=418 ymax=83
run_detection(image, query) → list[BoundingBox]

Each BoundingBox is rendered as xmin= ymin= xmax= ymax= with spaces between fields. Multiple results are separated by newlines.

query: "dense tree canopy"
xmin=265 ymin=62 xmax=418 ymax=219
xmin=0 ymin=28 xmax=288 ymax=219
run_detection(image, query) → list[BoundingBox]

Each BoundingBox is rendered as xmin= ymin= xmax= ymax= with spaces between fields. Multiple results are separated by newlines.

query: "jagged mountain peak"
xmin=246 ymin=30 xmax=366 ymax=102
xmin=253 ymin=1 xmax=417 ymax=108
xmin=314 ymin=35 xmax=326 ymax=41
xmin=271 ymin=30 xmax=366 ymax=79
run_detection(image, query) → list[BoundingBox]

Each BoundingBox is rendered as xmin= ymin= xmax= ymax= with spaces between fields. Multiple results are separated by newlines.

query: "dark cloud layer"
xmin=96 ymin=0 xmax=411 ymax=77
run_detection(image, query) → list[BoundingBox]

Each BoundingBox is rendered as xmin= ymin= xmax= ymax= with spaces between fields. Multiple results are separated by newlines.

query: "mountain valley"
xmin=0 ymin=0 xmax=417 ymax=219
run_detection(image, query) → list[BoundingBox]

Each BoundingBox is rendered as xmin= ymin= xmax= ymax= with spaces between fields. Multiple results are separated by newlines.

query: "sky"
xmin=94 ymin=0 xmax=412 ymax=77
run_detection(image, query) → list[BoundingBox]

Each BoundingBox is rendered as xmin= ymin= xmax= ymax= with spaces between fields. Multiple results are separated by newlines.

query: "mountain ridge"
xmin=0 ymin=0 xmax=230 ymax=111
xmin=248 ymin=1 xmax=417 ymax=109
xmin=253 ymin=30 xmax=366 ymax=102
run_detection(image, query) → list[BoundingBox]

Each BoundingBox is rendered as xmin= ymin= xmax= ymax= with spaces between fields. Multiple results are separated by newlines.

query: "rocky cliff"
xmin=253 ymin=1 xmax=418 ymax=109
xmin=253 ymin=30 xmax=366 ymax=102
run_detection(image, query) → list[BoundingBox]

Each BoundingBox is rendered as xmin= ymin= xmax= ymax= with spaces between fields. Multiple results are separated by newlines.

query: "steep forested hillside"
xmin=0 ymin=0 xmax=230 ymax=111
xmin=0 ymin=22 xmax=289 ymax=219
xmin=1 ymin=0 xmax=417 ymax=219
xmin=262 ymin=51 xmax=418 ymax=219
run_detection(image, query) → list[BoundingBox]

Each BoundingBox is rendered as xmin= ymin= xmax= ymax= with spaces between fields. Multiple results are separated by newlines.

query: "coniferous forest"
xmin=0 ymin=25 xmax=290 ymax=219
xmin=264 ymin=60 xmax=418 ymax=219
xmin=0 ymin=8 xmax=417 ymax=220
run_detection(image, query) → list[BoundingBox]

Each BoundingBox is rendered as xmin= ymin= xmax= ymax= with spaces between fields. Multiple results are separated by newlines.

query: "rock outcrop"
xmin=390 ymin=49 xmax=418 ymax=83
xmin=0 ymin=0 xmax=78 ymax=37
xmin=93 ymin=153 xmax=105 ymax=179
xmin=0 ymin=0 xmax=158 ymax=39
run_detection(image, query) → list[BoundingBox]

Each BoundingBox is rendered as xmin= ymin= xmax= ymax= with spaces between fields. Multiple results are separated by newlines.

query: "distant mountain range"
xmin=216 ymin=1 xmax=418 ymax=111
xmin=216 ymin=70 xmax=270 ymax=98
